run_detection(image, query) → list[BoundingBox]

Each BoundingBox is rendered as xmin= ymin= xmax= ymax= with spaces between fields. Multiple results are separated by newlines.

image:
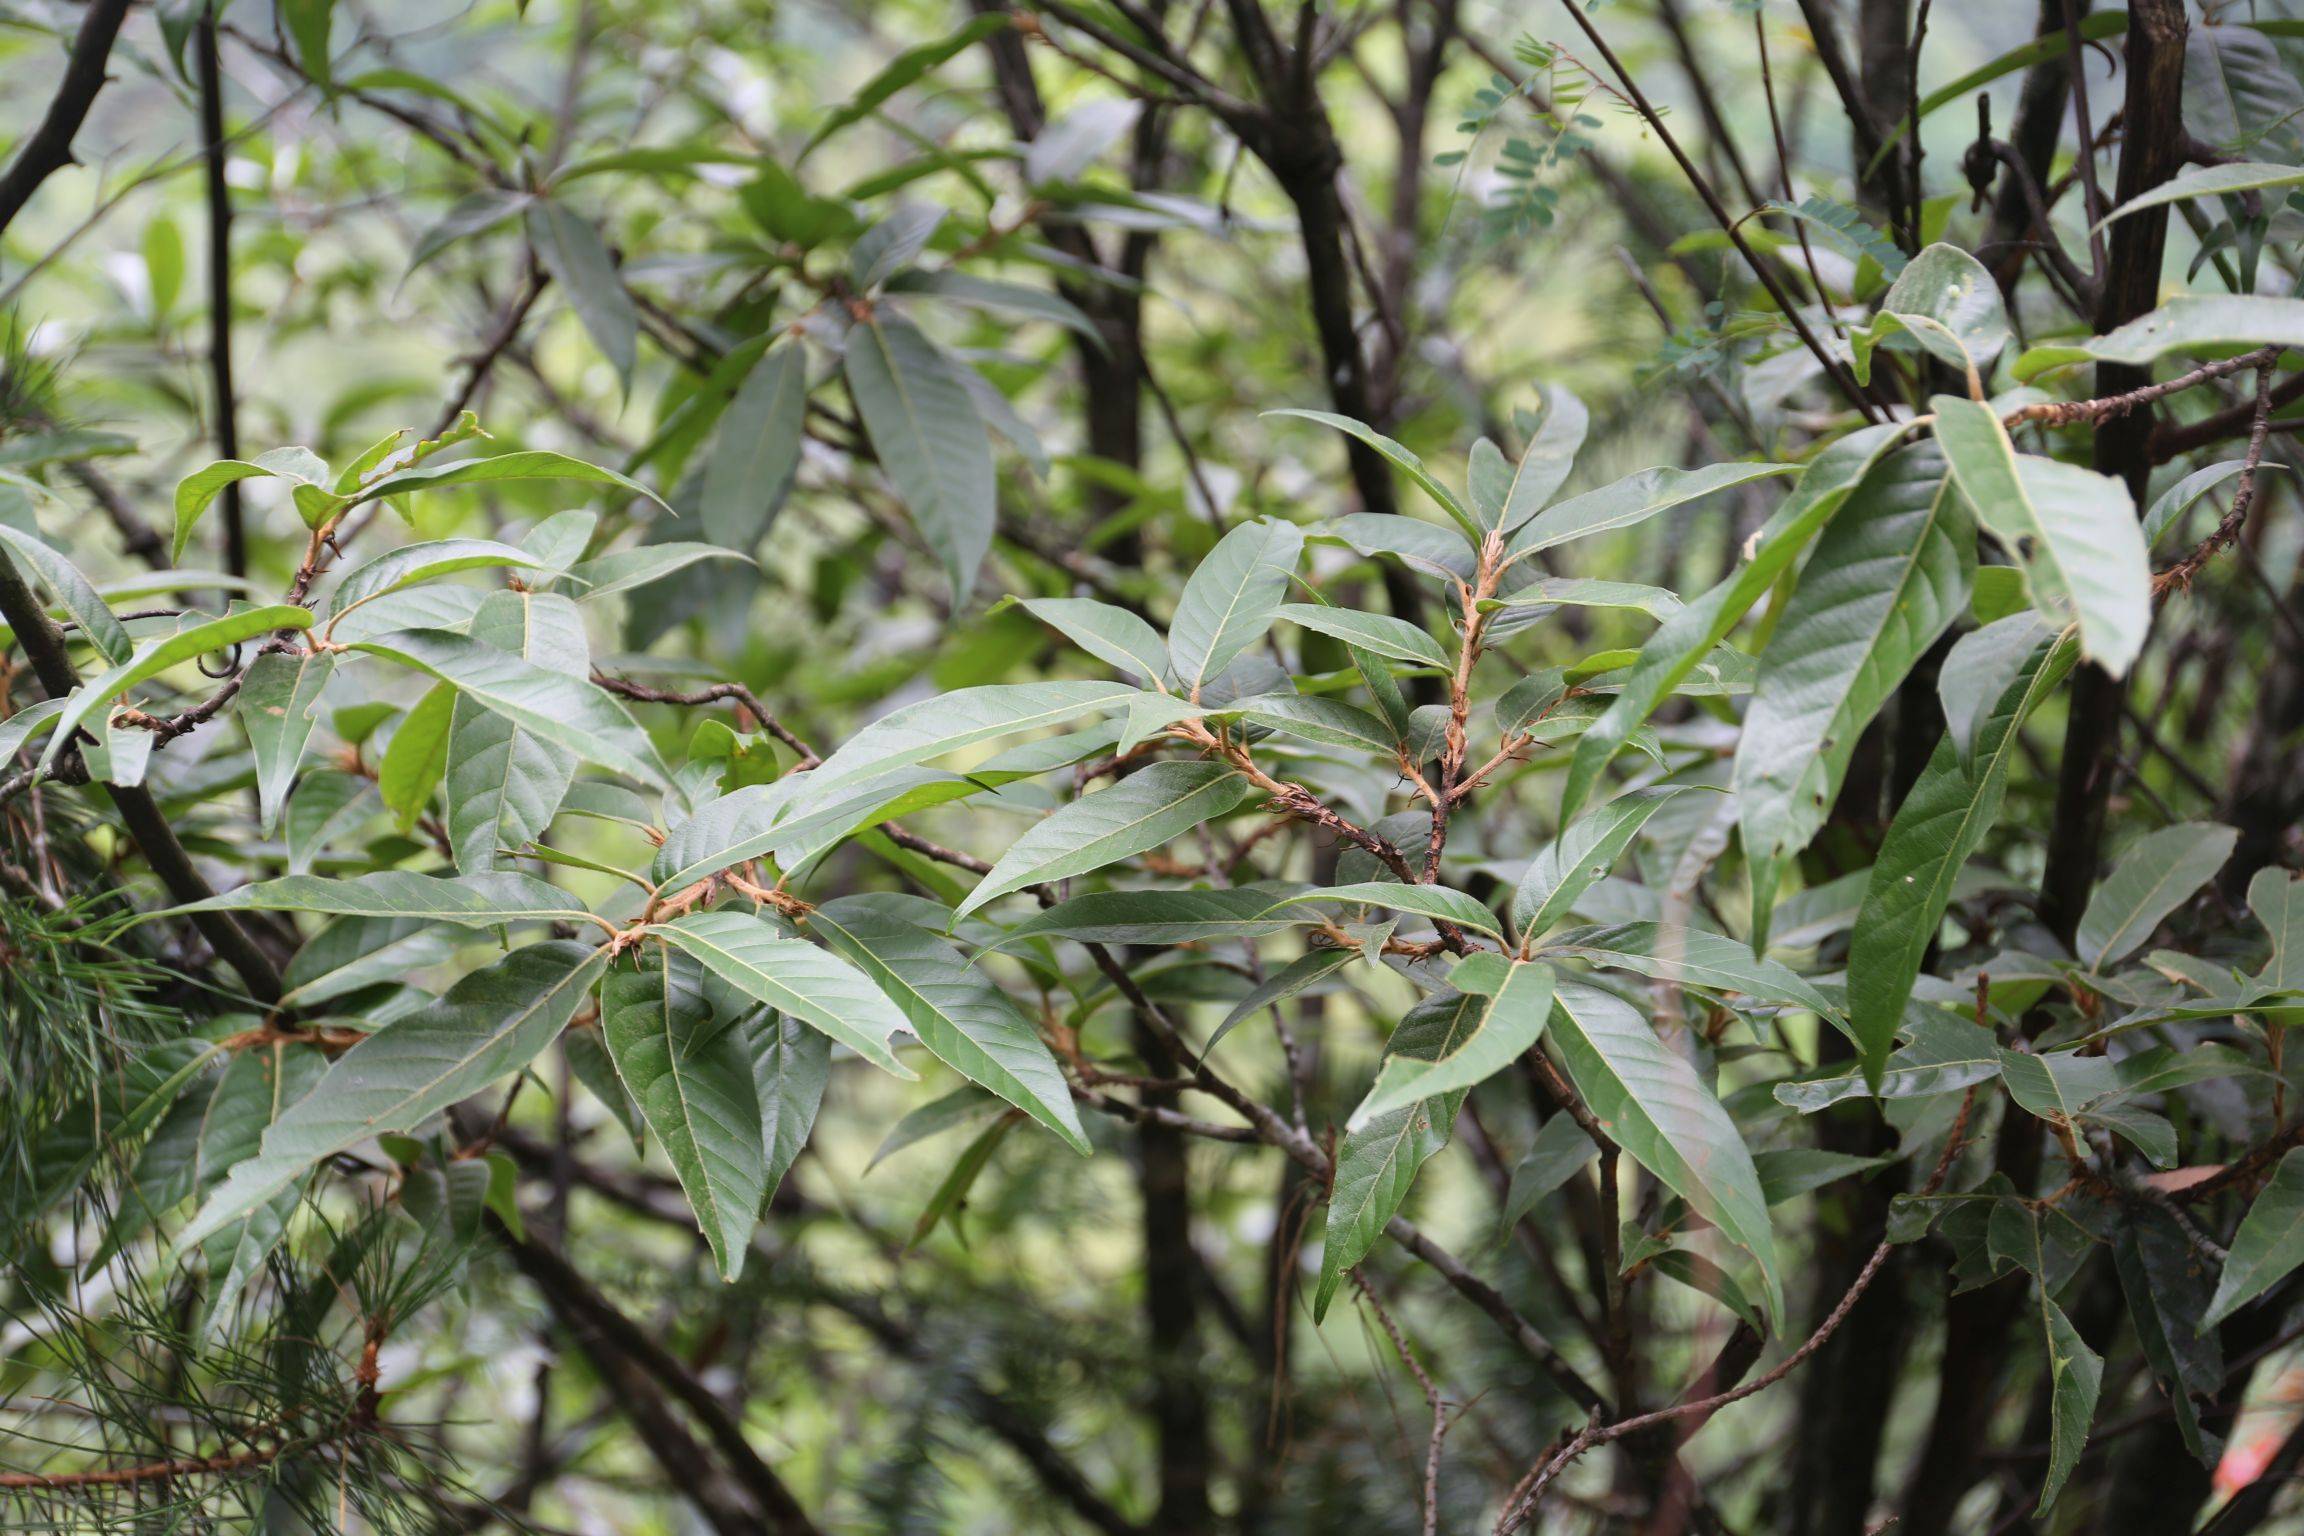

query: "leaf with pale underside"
xmin=954 ymin=761 xmax=1255 ymax=920
xmin=1167 ymin=518 xmax=1305 ymax=696
xmin=649 ymin=911 xmax=916 ymax=1077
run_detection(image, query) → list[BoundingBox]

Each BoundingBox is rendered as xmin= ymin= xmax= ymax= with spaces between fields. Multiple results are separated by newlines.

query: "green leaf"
xmin=1279 ymin=881 xmax=1503 ymax=943
xmin=792 ymin=681 xmax=1140 ymax=812
xmin=2253 ymin=867 xmax=2304 ymax=994
xmin=2145 ymin=459 xmax=2278 ymax=549
xmin=527 ymin=202 xmax=638 ymax=381
xmin=1206 ymin=946 xmax=1362 ymax=1059
xmin=649 ymin=911 xmax=917 ymax=1077
xmin=1013 ymin=596 xmax=1169 ymax=682
xmin=2027 ymin=1242 xmax=2105 ymax=1511
xmin=885 ymin=269 xmax=1101 ymax=343
xmin=846 ymin=314 xmax=994 ymax=601
xmin=443 ymin=592 xmax=585 ymax=873
xmin=1777 ymin=1007 xmax=2002 ymax=1111
xmin=1549 ymin=979 xmax=1782 ymax=1325
xmin=177 ymin=942 xmax=607 ymax=1250
xmin=703 ymin=343 xmax=809 ymax=550
xmin=1314 ymin=988 xmax=1488 ymax=1320
xmin=1538 ymin=921 xmax=1840 ymax=1019
xmin=1847 ymin=628 xmax=2078 ymax=1083
xmin=2205 ymin=1146 xmax=2304 ymax=1326
xmin=1507 ymin=462 xmax=1798 ymax=560
xmin=0 ymin=697 xmax=63 ymax=762
xmin=1324 ymin=513 xmax=1475 ymax=583
xmin=2114 ymin=1206 xmax=2224 ymax=1466
xmin=1562 ymin=422 xmax=1913 ymax=819
xmin=2015 ymin=295 xmax=2304 ymax=380
xmin=325 ymin=538 xmax=547 ymax=623
xmin=602 ymin=949 xmax=766 ymax=1281
xmin=1265 ymin=409 xmax=1479 ymax=540
xmin=954 ymin=762 xmax=1255 ymax=920
xmin=1347 ymin=957 xmax=1553 ymax=1127
xmin=170 ymin=870 xmax=602 ymax=929
xmin=563 ymin=543 xmax=753 ymax=603
xmin=798 ymin=12 xmax=1007 ymax=158
xmin=1851 ymin=244 xmax=2011 ymax=387
xmin=1497 ymin=386 xmax=1588 ymax=532
xmin=101 ymin=1043 xmax=322 ymax=1264
xmin=2187 ymin=24 xmax=2304 ymax=163
xmin=1933 ymin=396 xmax=2150 ymax=674
xmin=1486 ymin=576 xmax=1683 ymax=620
xmin=279 ymin=915 xmax=461 ymax=1008
xmin=813 ymin=896 xmax=1088 ymax=1153
xmin=173 ymin=451 xmax=347 ymax=563
xmin=749 ymin=1013 xmax=830 ymax=1211
xmin=1274 ymin=602 xmax=1450 ymax=668
xmin=992 ymin=886 xmax=1306 ymax=946
xmin=1230 ymin=694 xmax=1396 ymax=754
xmin=1168 ymin=518 xmax=1306 ymax=697
xmin=349 ymin=627 xmax=664 ymax=787
xmin=2098 ymin=160 xmax=2304 ymax=231
xmin=238 ymin=648 xmax=334 ymax=835
xmin=354 ymin=448 xmax=667 ymax=512
xmin=3 ymin=1040 xmax=222 ymax=1242
xmin=40 ymin=606 xmax=315 ymax=776
xmin=281 ymin=772 xmax=370 ymax=875
xmin=2076 ymin=821 xmax=2238 ymax=971
xmin=1735 ymin=444 xmax=1973 ymax=929
xmin=377 ymin=684 xmax=456 ymax=832
xmin=0 ymin=524 xmax=132 ymax=665
xmin=1511 ymin=786 xmax=1691 ymax=939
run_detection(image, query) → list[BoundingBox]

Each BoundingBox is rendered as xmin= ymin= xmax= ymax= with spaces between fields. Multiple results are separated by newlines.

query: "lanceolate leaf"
xmin=1735 ymin=443 xmax=1973 ymax=934
xmin=1507 ymin=462 xmax=1798 ymax=560
xmin=1851 ymin=243 xmax=2010 ymax=385
xmin=812 ymin=896 xmax=1088 ymax=1153
xmin=1537 ymin=922 xmax=1840 ymax=1019
xmin=792 ymin=681 xmax=1139 ymax=812
xmin=1511 ymin=786 xmax=1691 ymax=939
xmin=749 ymin=1013 xmax=830 ymax=1211
xmin=172 ymin=870 xmax=604 ymax=929
xmin=601 ymin=948 xmax=766 ymax=1281
xmin=1548 ymin=979 xmax=1782 ymax=1326
xmin=1932 ymin=396 xmax=2150 ymax=674
xmin=1562 ymin=423 xmax=1913 ymax=820
xmin=354 ymin=448 xmax=668 ymax=511
xmin=238 ymin=648 xmax=335 ymax=835
xmin=350 ymin=627 xmax=665 ymax=787
xmin=2014 ymin=295 xmax=2304 ymax=380
xmin=1348 ymin=956 xmax=1553 ymax=1125
xmin=2204 ymin=1147 xmax=2304 ymax=1327
xmin=1847 ymin=627 xmax=2078 ymax=1083
xmin=1498 ymin=385 xmax=1588 ymax=532
xmin=1274 ymin=603 xmax=1451 ymax=668
xmin=703 ymin=343 xmax=809 ymax=551
xmin=444 ymin=592 xmax=585 ymax=874
xmin=650 ymin=911 xmax=916 ymax=1077
xmin=2076 ymin=822 xmax=2238 ymax=971
xmin=993 ymin=887 xmax=1306 ymax=946
xmin=1265 ymin=409 xmax=1479 ymax=539
xmin=377 ymin=684 xmax=456 ymax=832
xmin=2098 ymin=160 xmax=2304 ymax=230
xmin=527 ymin=201 xmax=639 ymax=381
xmin=1315 ymin=988 xmax=1488 ymax=1320
xmin=1167 ymin=518 xmax=1305 ymax=697
xmin=846 ymin=314 xmax=995 ymax=601
xmin=177 ymin=942 xmax=608 ymax=1250
xmin=1015 ymin=597 xmax=1169 ymax=682
xmin=40 ymin=607 xmax=315 ymax=776
xmin=0 ymin=524 xmax=133 ymax=665
xmin=954 ymin=761 xmax=1255 ymax=920
xmin=1279 ymin=881 xmax=1504 ymax=942
xmin=324 ymin=538 xmax=546 ymax=622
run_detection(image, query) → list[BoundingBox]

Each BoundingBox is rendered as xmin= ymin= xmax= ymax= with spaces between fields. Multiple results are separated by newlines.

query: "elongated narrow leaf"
xmin=1280 ymin=881 xmax=1503 ymax=942
xmin=885 ymin=269 xmax=1101 ymax=342
xmin=355 ymin=448 xmax=667 ymax=511
xmin=1735 ymin=444 xmax=1973 ymax=931
xmin=325 ymin=538 xmax=545 ymax=622
xmin=1014 ymin=597 xmax=1169 ymax=682
xmin=1549 ymin=979 xmax=1782 ymax=1325
xmin=1538 ymin=922 xmax=1840 ymax=1019
xmin=813 ymin=897 xmax=1087 ymax=1152
xmin=846 ymin=314 xmax=994 ymax=600
xmin=1851 ymin=243 xmax=2010 ymax=384
xmin=1167 ymin=518 xmax=1305 ymax=696
xmin=2099 ymin=160 xmax=2304 ymax=230
xmin=954 ymin=762 xmax=1253 ymax=920
xmin=0 ymin=524 xmax=132 ymax=665
xmin=2205 ymin=1147 xmax=2304 ymax=1325
xmin=795 ymin=683 xmax=1137 ymax=814
xmin=1265 ymin=409 xmax=1479 ymax=539
xmin=2014 ymin=294 xmax=2304 ymax=380
xmin=1497 ymin=386 xmax=1588 ymax=532
xmin=350 ymin=627 xmax=663 ymax=787
xmin=40 ymin=607 xmax=314 ymax=775
xmin=444 ymin=593 xmax=584 ymax=873
xmin=238 ymin=648 xmax=334 ymax=835
xmin=994 ymin=886 xmax=1306 ymax=946
xmin=703 ymin=343 xmax=810 ymax=549
xmin=2114 ymin=1206 xmax=2223 ymax=1466
xmin=602 ymin=949 xmax=765 ymax=1280
xmin=1508 ymin=462 xmax=1798 ymax=559
xmin=1848 ymin=628 xmax=2078 ymax=1082
xmin=171 ymin=870 xmax=602 ymax=928
xmin=279 ymin=915 xmax=461 ymax=1007
xmin=2077 ymin=822 xmax=2238 ymax=971
xmin=749 ymin=1013 xmax=829 ymax=1209
xmin=1231 ymin=694 xmax=1396 ymax=753
xmin=377 ymin=684 xmax=455 ymax=831
xmin=1274 ymin=602 xmax=1450 ymax=668
xmin=1315 ymin=988 xmax=1488 ymax=1320
xmin=527 ymin=202 xmax=638 ymax=380
xmin=1512 ymin=787 xmax=1691 ymax=938
xmin=178 ymin=942 xmax=607 ymax=1249
xmin=1207 ymin=946 xmax=1362 ymax=1058
xmin=1563 ymin=423 xmax=1913 ymax=819
xmin=1933 ymin=396 xmax=2149 ymax=674
xmin=1349 ymin=957 xmax=1554 ymax=1127
xmin=650 ymin=911 xmax=916 ymax=1076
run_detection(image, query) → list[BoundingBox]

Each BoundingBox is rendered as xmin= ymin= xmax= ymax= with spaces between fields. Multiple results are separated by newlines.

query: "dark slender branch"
xmin=0 ymin=0 xmax=134 ymax=237
xmin=196 ymin=13 xmax=246 ymax=579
